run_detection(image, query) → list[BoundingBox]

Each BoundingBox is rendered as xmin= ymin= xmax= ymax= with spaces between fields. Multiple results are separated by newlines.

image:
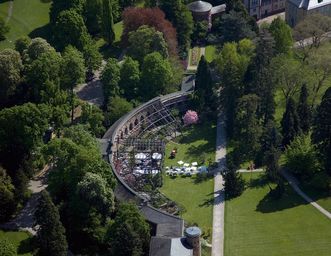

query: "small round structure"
xmin=187 ymin=1 xmax=212 ymax=21
xmin=185 ymin=226 xmax=201 ymax=256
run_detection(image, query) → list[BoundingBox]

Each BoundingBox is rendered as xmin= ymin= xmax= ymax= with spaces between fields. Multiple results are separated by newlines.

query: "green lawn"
xmin=205 ymin=45 xmax=217 ymax=63
xmin=225 ymin=172 xmax=331 ymax=256
xmin=0 ymin=230 xmax=33 ymax=255
xmin=0 ymin=0 xmax=51 ymax=50
xmin=160 ymin=175 xmax=214 ymax=236
xmin=163 ymin=122 xmax=216 ymax=167
xmin=160 ymin=122 xmax=216 ymax=255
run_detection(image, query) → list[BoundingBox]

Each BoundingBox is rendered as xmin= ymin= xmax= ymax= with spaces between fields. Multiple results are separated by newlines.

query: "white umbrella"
xmin=152 ymin=153 xmax=162 ymax=160
xmin=192 ymin=162 xmax=198 ymax=166
xmin=184 ymin=163 xmax=190 ymax=167
xmin=177 ymin=160 xmax=184 ymax=165
xmin=135 ymin=153 xmax=146 ymax=160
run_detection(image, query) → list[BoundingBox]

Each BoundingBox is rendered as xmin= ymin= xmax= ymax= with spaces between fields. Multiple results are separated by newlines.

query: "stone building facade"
xmin=244 ymin=0 xmax=285 ymax=19
xmin=286 ymin=0 xmax=331 ymax=26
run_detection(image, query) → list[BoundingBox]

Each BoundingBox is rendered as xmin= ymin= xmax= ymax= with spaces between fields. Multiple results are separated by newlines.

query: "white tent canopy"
xmin=135 ymin=153 xmax=147 ymax=160
xmin=152 ymin=153 xmax=162 ymax=160
xmin=177 ymin=160 xmax=184 ymax=165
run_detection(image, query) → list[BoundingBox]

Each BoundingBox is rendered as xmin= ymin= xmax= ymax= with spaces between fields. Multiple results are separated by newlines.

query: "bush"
xmin=0 ymin=238 xmax=16 ymax=256
xmin=284 ymin=134 xmax=320 ymax=179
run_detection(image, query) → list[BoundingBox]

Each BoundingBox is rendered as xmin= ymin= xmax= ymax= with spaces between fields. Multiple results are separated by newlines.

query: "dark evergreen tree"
xmin=35 ymin=191 xmax=68 ymax=256
xmin=265 ymin=146 xmax=280 ymax=181
xmin=0 ymin=167 xmax=16 ymax=222
xmin=224 ymin=169 xmax=245 ymax=198
xmin=102 ymin=0 xmax=115 ymax=45
xmin=281 ymin=97 xmax=301 ymax=146
xmin=297 ymin=84 xmax=312 ymax=133
xmin=245 ymin=29 xmax=276 ymax=124
xmin=313 ymin=87 xmax=331 ymax=175
xmin=195 ymin=56 xmax=213 ymax=111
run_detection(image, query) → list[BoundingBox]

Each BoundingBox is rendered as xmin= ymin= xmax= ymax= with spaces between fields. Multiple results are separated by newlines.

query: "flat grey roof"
xmin=288 ymin=0 xmax=331 ymax=10
xmin=149 ymin=237 xmax=193 ymax=256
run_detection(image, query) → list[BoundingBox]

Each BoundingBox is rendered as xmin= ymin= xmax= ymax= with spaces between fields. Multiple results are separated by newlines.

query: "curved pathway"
xmin=280 ymin=169 xmax=331 ymax=220
xmin=211 ymin=116 xmax=226 ymax=256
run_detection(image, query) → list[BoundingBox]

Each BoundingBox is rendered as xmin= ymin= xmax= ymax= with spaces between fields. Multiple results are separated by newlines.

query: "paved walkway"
xmin=5 ymin=1 xmax=14 ymax=23
xmin=0 ymin=167 xmax=49 ymax=235
xmin=211 ymin=116 xmax=226 ymax=256
xmin=280 ymin=169 xmax=331 ymax=220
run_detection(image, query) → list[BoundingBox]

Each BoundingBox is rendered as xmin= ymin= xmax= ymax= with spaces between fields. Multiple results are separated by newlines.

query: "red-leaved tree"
xmin=122 ymin=7 xmax=178 ymax=56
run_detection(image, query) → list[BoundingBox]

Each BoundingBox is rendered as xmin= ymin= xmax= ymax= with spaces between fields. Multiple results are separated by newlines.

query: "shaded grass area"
xmin=160 ymin=175 xmax=214 ymax=239
xmin=0 ymin=230 xmax=34 ymax=255
xmin=205 ymin=45 xmax=216 ymax=63
xmin=0 ymin=0 xmax=51 ymax=50
xmin=164 ymin=122 xmax=216 ymax=167
xmin=225 ymin=172 xmax=331 ymax=256
xmin=98 ymin=21 xmax=123 ymax=59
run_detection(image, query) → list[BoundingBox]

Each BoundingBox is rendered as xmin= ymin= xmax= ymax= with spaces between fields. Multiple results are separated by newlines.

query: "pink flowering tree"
xmin=183 ymin=110 xmax=199 ymax=126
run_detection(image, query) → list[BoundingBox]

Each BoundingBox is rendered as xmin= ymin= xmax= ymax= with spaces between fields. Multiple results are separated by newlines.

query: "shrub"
xmin=183 ymin=110 xmax=199 ymax=126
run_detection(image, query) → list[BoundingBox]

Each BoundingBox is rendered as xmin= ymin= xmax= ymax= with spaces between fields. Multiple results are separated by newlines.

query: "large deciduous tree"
xmin=0 ymin=49 xmax=22 ymax=106
xmin=140 ymin=52 xmax=174 ymax=100
xmin=121 ymin=7 xmax=178 ymax=56
xmin=101 ymin=58 xmax=121 ymax=103
xmin=119 ymin=57 xmax=140 ymax=101
xmin=35 ymin=190 xmax=68 ymax=256
xmin=0 ymin=167 xmax=16 ymax=222
xmin=127 ymin=25 xmax=169 ymax=63
xmin=105 ymin=96 xmax=133 ymax=126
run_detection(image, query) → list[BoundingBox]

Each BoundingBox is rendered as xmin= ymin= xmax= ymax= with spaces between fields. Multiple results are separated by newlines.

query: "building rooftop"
xmin=288 ymin=0 xmax=331 ymax=10
xmin=211 ymin=4 xmax=227 ymax=15
xmin=187 ymin=1 xmax=213 ymax=12
xmin=149 ymin=237 xmax=193 ymax=256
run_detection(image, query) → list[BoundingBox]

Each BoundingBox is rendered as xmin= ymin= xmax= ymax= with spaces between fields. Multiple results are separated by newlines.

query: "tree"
xmin=0 ymin=49 xmax=22 ymax=106
xmin=54 ymin=9 xmax=89 ymax=51
xmin=105 ymin=96 xmax=133 ymax=126
xmin=101 ymin=58 xmax=121 ymax=103
xmin=85 ymin=0 xmax=103 ymax=35
xmin=281 ymin=98 xmax=301 ymax=146
xmin=216 ymin=39 xmax=255 ymax=137
xmin=15 ymin=36 xmax=31 ymax=56
xmin=159 ymin=0 xmax=193 ymax=56
xmin=81 ymin=103 xmax=105 ymax=137
xmin=50 ymin=0 xmax=85 ymax=24
xmin=25 ymin=37 xmax=54 ymax=62
xmin=191 ymin=21 xmax=209 ymax=43
xmin=102 ymin=0 xmax=115 ymax=45
xmin=313 ymin=87 xmax=331 ymax=175
xmin=127 ymin=25 xmax=169 ymax=63
xmin=120 ymin=0 xmax=137 ymax=8
xmin=219 ymin=11 xmax=255 ymax=43
xmin=35 ymin=191 xmax=68 ymax=256
xmin=140 ymin=52 xmax=174 ymax=100
xmin=269 ymin=17 xmax=293 ymax=55
xmin=77 ymin=172 xmax=115 ymax=215
xmin=265 ymin=146 xmax=281 ymax=181
xmin=0 ymin=103 xmax=49 ymax=172
xmin=0 ymin=167 xmax=16 ymax=222
xmin=83 ymin=38 xmax=102 ymax=73
xmin=119 ymin=57 xmax=140 ymax=101
xmin=284 ymin=133 xmax=320 ymax=179
xmin=121 ymin=7 xmax=178 ymax=56
xmin=245 ymin=29 xmax=275 ymax=124
xmin=294 ymin=13 xmax=331 ymax=50
xmin=0 ymin=238 xmax=16 ymax=256
xmin=107 ymin=203 xmax=150 ymax=256
xmin=183 ymin=110 xmax=199 ymax=126
xmin=235 ymin=94 xmax=262 ymax=159
xmin=224 ymin=169 xmax=245 ymax=198
xmin=61 ymin=46 xmax=86 ymax=122
xmin=195 ymin=56 xmax=213 ymax=111
xmin=0 ymin=17 xmax=9 ymax=41
xmin=297 ymin=85 xmax=311 ymax=133
xmin=271 ymin=56 xmax=305 ymax=102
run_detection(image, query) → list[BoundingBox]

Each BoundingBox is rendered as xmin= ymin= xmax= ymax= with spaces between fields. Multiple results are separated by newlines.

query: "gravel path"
xmin=211 ymin=116 xmax=226 ymax=256
xmin=280 ymin=169 xmax=331 ymax=220
xmin=5 ymin=1 xmax=14 ymax=23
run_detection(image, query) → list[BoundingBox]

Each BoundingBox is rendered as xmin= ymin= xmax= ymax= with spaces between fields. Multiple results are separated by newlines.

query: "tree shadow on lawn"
xmin=186 ymin=143 xmax=215 ymax=159
xmin=178 ymin=123 xmax=216 ymax=145
xmin=199 ymin=189 xmax=223 ymax=207
xmin=29 ymin=23 xmax=52 ymax=43
xmin=17 ymin=236 xmax=34 ymax=254
xmin=256 ymin=184 xmax=309 ymax=213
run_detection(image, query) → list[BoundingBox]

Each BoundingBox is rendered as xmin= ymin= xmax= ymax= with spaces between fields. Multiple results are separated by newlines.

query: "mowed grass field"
xmin=0 ymin=0 xmax=51 ymax=50
xmin=0 ymin=230 xmax=33 ymax=255
xmin=224 ymin=172 xmax=331 ymax=256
